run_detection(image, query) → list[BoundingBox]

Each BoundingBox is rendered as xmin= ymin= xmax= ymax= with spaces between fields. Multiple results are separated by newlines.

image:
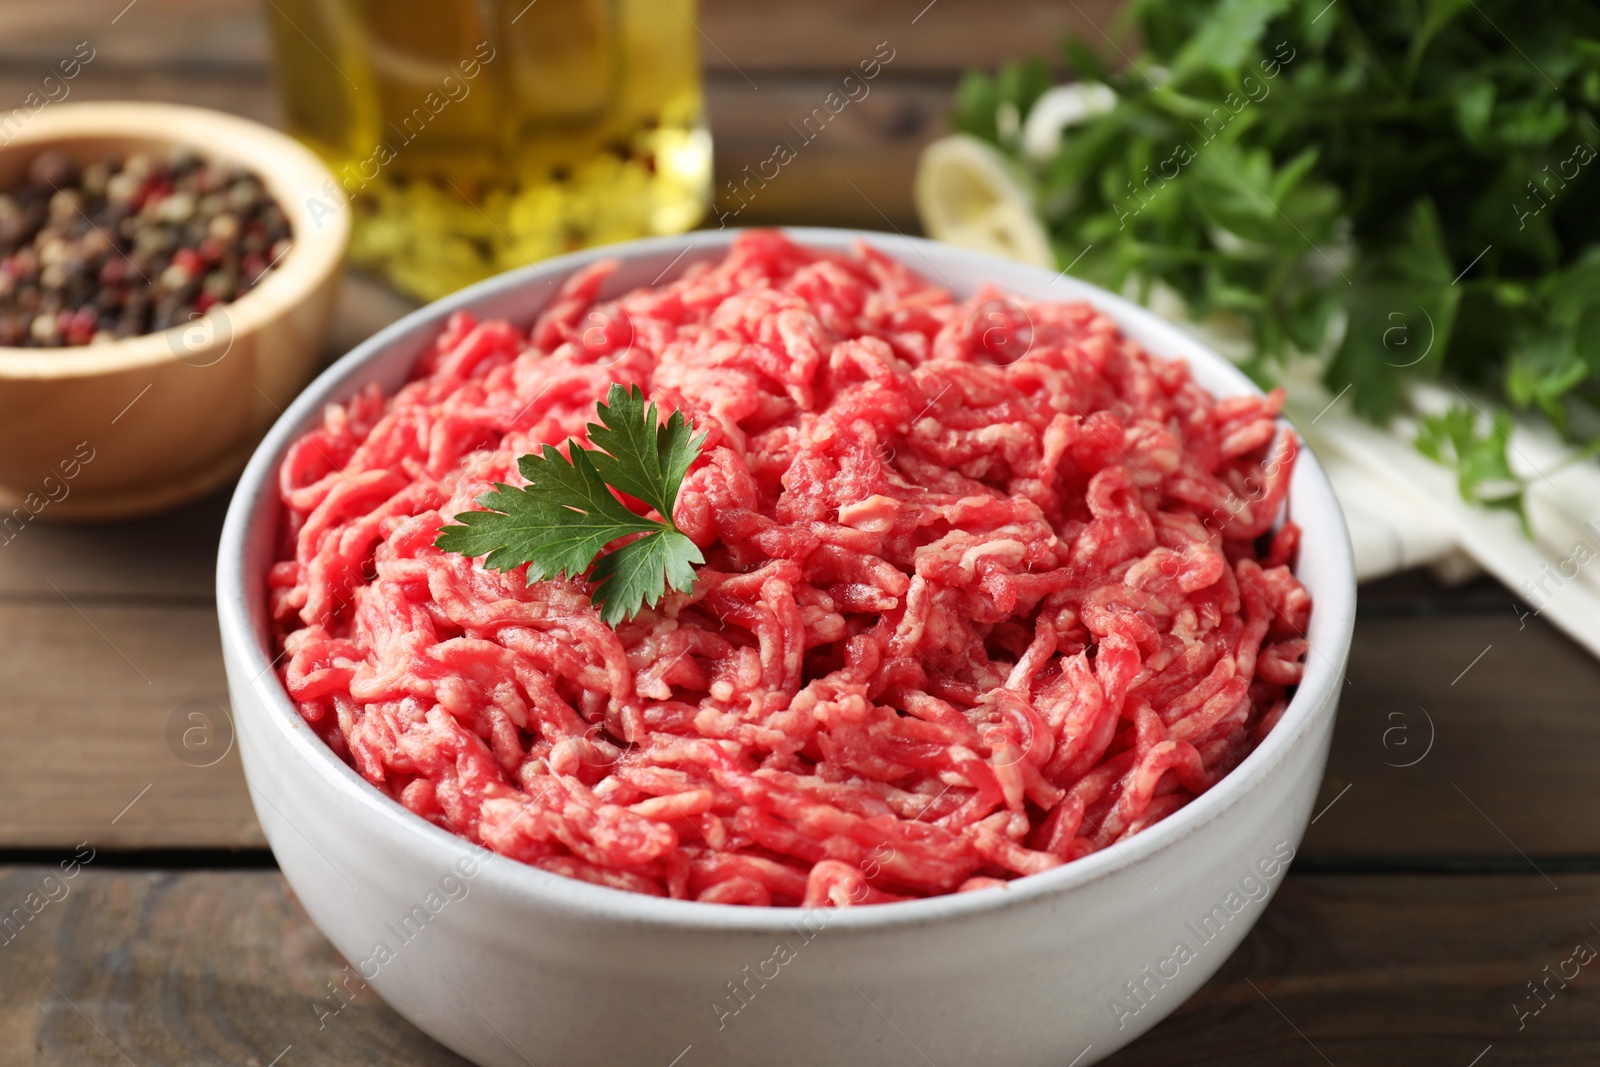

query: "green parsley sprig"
xmin=1414 ymin=403 xmax=1527 ymax=528
xmin=435 ymin=383 xmax=706 ymax=625
xmin=954 ymin=0 xmax=1600 ymax=518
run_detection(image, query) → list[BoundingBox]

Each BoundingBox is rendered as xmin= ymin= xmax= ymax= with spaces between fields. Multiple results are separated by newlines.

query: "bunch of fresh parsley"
xmin=435 ymin=384 xmax=706 ymax=623
xmin=955 ymin=0 xmax=1600 ymax=519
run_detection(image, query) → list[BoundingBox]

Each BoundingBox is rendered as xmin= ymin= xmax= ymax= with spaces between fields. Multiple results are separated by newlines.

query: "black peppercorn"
xmin=1 ymin=145 xmax=293 ymax=348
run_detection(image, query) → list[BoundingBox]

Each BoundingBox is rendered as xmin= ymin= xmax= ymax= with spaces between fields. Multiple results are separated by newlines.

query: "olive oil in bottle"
xmin=266 ymin=0 xmax=712 ymax=299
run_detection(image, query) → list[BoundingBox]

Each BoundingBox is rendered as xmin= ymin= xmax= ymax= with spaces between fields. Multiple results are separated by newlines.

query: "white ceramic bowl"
xmin=218 ymin=228 xmax=1355 ymax=1067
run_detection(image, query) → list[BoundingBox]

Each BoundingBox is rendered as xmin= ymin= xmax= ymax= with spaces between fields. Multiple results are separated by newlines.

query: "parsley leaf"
xmin=1414 ymin=403 xmax=1529 ymax=532
xmin=435 ymin=383 xmax=706 ymax=625
xmin=955 ymin=0 xmax=1600 ymax=525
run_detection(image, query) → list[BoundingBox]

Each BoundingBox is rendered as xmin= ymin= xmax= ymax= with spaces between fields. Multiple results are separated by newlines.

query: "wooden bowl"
xmin=0 ymin=102 xmax=348 ymax=522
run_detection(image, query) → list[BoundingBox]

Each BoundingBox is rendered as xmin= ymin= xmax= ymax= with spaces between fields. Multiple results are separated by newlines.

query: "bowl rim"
xmin=0 ymin=101 xmax=349 ymax=380
xmin=218 ymin=225 xmax=1356 ymax=934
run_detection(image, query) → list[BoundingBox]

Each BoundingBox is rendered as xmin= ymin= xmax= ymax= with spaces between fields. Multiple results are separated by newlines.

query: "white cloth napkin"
xmin=1289 ymin=382 xmax=1600 ymax=659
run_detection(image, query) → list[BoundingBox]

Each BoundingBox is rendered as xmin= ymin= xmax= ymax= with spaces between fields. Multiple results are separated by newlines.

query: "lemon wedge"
xmin=913 ymin=134 xmax=1055 ymax=269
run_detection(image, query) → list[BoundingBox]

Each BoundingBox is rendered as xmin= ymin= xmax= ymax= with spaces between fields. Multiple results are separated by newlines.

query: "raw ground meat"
xmin=269 ymin=231 xmax=1311 ymax=907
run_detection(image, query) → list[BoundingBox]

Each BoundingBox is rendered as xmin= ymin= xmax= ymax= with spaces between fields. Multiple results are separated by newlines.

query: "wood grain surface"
xmin=1300 ymin=597 xmax=1600 ymax=862
xmin=0 ymin=865 xmax=1591 ymax=1066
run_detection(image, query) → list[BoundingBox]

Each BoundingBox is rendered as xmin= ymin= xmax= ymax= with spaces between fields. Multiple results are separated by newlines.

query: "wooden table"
xmin=3 ymin=3 xmax=1598 ymax=1064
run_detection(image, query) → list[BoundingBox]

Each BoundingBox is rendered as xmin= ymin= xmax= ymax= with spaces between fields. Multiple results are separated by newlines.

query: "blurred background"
xmin=0 ymin=0 xmax=1107 ymax=331
xmin=0 ymin=0 xmax=1109 ymax=253
xmin=0 ymin=2 xmax=1075 ymax=235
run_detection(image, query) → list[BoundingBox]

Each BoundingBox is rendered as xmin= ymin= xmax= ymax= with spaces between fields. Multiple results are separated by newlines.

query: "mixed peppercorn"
xmin=0 ymin=148 xmax=292 ymax=347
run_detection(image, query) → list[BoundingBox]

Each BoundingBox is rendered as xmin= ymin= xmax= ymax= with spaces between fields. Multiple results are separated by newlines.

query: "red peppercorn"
xmin=63 ymin=306 xmax=97 ymax=345
xmin=135 ymin=178 xmax=172 ymax=211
